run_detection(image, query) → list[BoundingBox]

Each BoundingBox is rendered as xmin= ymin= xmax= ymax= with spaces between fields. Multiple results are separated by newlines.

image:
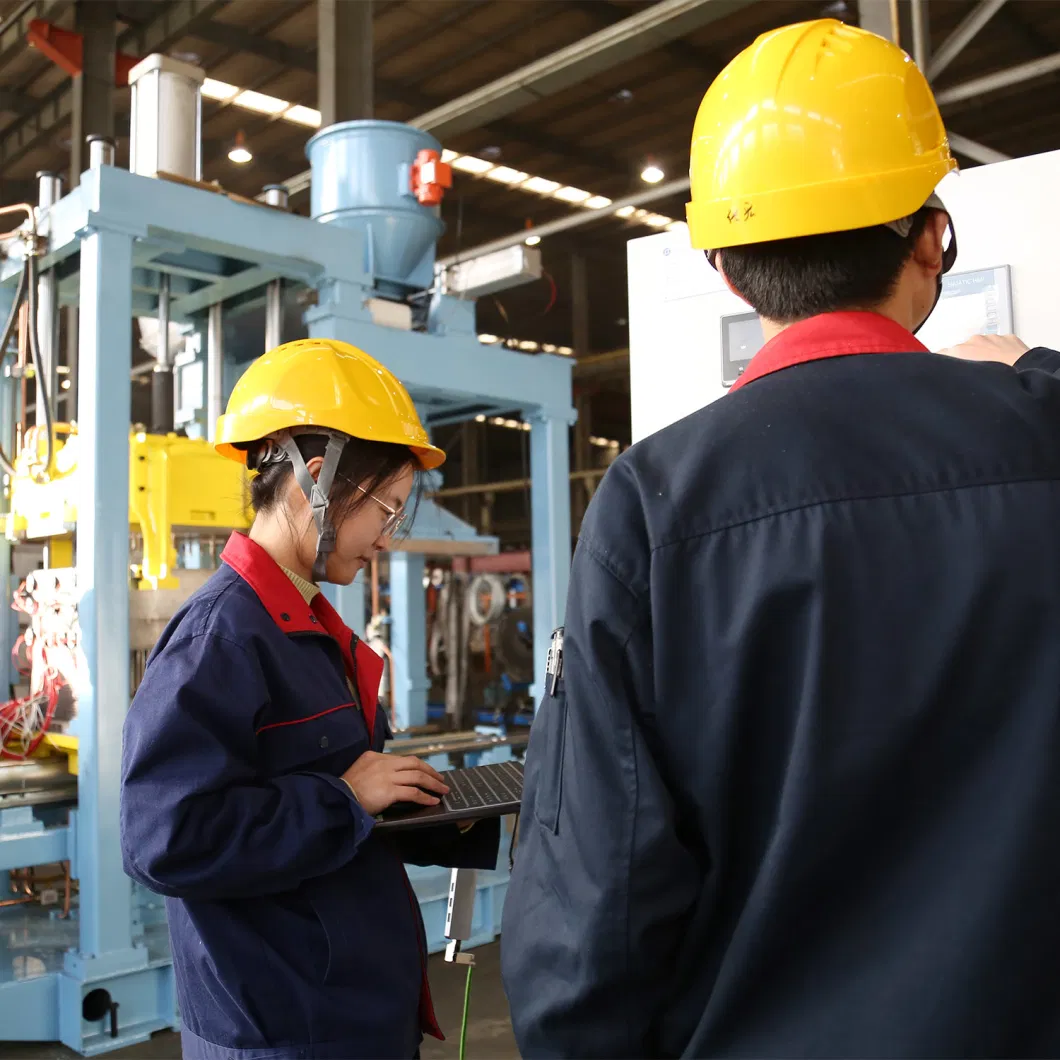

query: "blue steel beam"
xmin=71 ymin=226 xmax=140 ymax=967
xmin=528 ymin=412 xmax=573 ymax=702
xmin=389 ymin=552 xmax=429 ymax=730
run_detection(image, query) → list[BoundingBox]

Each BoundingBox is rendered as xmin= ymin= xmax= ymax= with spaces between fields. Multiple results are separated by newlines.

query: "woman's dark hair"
xmin=243 ymin=433 xmax=421 ymax=532
xmin=719 ymin=209 xmax=933 ymax=324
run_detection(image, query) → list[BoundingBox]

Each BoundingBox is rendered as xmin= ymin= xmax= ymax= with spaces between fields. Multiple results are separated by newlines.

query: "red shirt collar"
xmin=729 ymin=311 xmax=929 ymax=393
xmin=220 ymin=531 xmax=385 ymax=739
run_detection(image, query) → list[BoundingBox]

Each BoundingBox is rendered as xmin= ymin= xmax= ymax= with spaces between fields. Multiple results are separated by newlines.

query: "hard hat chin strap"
xmin=273 ymin=428 xmax=348 ymax=582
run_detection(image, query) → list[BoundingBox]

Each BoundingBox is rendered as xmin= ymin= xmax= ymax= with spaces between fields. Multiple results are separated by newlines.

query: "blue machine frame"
xmin=0 ymin=120 xmax=573 ymax=1053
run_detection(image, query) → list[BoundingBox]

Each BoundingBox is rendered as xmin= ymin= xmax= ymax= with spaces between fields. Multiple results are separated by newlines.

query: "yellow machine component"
xmin=5 ymin=423 xmax=251 ymax=588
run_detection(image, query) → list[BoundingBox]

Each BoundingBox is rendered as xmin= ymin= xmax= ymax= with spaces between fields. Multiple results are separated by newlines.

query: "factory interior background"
xmin=0 ymin=0 xmax=1056 ymax=1055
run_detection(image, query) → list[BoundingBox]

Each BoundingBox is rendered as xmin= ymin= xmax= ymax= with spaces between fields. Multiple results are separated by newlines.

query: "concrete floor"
xmin=0 ymin=943 xmax=518 ymax=1060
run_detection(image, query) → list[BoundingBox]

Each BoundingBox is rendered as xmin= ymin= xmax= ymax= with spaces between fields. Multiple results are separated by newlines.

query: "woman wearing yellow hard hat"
xmin=120 ymin=338 xmax=500 ymax=1059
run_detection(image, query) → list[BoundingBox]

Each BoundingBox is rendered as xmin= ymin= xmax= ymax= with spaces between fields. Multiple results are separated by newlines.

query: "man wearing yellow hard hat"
xmin=120 ymin=339 xmax=499 ymax=1059
xmin=503 ymin=18 xmax=1060 ymax=1057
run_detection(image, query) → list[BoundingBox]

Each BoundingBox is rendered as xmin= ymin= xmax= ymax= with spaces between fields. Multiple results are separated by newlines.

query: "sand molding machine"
xmin=0 ymin=55 xmax=573 ymax=1053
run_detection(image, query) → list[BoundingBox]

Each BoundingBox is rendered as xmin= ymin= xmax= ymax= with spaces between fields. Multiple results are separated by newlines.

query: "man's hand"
xmin=340 ymin=752 xmax=450 ymax=816
xmin=937 ymin=333 xmax=1029 ymax=366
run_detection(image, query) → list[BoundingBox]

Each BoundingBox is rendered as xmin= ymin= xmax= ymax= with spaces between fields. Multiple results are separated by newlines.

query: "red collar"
xmin=220 ymin=532 xmax=384 ymax=739
xmin=729 ymin=312 xmax=929 ymax=393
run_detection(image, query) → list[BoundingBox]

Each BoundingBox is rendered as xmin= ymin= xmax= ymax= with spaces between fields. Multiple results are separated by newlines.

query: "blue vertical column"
xmin=322 ymin=578 xmax=366 ymax=638
xmin=389 ymin=551 xmax=428 ymax=730
xmin=528 ymin=411 xmax=572 ymax=703
xmin=70 ymin=226 xmax=140 ymax=970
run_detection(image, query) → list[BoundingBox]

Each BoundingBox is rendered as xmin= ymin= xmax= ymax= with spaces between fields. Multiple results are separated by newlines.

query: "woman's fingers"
xmin=392 ymin=785 xmax=442 ymax=806
xmin=390 ymin=768 xmax=450 ymax=796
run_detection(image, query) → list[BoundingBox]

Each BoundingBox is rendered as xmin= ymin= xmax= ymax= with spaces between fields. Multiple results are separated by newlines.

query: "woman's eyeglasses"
xmin=356 ymin=485 xmax=407 ymax=538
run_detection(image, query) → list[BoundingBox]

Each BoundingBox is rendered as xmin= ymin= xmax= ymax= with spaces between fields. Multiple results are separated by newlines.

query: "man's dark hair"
xmin=719 ymin=209 xmax=933 ymax=323
xmin=245 ymin=433 xmax=421 ymax=530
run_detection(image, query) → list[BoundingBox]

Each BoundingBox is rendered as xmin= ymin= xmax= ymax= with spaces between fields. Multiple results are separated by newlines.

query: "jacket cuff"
xmin=1015 ymin=346 xmax=1060 ymax=375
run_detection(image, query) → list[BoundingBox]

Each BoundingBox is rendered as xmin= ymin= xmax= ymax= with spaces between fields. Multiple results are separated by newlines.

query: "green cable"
xmin=459 ymin=961 xmax=474 ymax=1060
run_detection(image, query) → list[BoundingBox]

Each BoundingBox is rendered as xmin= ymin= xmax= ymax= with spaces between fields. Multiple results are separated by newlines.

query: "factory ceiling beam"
xmin=437 ymin=176 xmax=691 ymax=267
xmin=412 ymin=0 xmax=753 ymax=141
xmin=273 ymin=0 xmax=750 ymax=199
xmin=910 ymin=0 xmax=930 ymax=71
xmin=927 ymin=0 xmax=1007 ymax=82
xmin=190 ymin=9 xmax=312 ymax=71
xmin=946 ymin=132 xmax=1011 ymax=165
xmin=0 ymin=0 xmax=70 ymax=70
xmin=935 ymin=51 xmax=1060 ymax=107
xmin=0 ymin=0 xmax=230 ymax=170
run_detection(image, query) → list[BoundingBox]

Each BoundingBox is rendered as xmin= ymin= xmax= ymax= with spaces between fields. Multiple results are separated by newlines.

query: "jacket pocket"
xmin=530 ymin=687 xmax=568 ymax=834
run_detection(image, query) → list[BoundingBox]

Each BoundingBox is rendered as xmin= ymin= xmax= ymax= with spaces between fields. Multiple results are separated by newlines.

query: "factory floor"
xmin=0 ymin=943 xmax=518 ymax=1060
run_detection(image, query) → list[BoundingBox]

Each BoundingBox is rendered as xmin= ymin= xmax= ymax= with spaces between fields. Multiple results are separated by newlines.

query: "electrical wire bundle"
xmin=0 ymin=202 xmax=56 ymax=481
xmin=0 ymin=579 xmax=74 ymax=759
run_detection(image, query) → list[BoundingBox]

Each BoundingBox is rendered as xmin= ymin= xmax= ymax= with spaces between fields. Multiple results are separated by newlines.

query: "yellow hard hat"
xmin=685 ymin=18 xmax=958 ymax=251
xmin=215 ymin=338 xmax=445 ymax=470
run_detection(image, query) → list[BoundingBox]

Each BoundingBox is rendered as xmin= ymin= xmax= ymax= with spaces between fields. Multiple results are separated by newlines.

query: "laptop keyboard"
xmin=443 ymin=761 xmax=524 ymax=812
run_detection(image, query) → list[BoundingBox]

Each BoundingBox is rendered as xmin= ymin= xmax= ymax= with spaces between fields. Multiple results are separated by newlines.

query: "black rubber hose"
xmin=24 ymin=252 xmax=54 ymax=482
xmin=0 ymin=259 xmax=29 ymax=477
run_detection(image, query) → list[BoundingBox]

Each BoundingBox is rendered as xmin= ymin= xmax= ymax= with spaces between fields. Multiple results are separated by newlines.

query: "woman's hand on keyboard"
xmin=340 ymin=752 xmax=450 ymax=816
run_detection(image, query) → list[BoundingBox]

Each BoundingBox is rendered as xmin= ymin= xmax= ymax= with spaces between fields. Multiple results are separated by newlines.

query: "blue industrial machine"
xmin=0 ymin=89 xmax=573 ymax=1052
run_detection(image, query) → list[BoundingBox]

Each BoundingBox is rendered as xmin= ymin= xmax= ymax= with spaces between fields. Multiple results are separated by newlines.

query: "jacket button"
xmin=309 ymin=615 xmax=318 ymax=624
xmin=319 ymin=736 xmax=329 ymax=749
xmin=280 ymin=612 xmax=290 ymax=622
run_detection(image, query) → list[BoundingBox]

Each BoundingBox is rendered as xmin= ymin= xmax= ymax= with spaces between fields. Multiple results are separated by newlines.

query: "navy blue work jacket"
xmin=503 ymin=312 xmax=1060 ymax=1059
xmin=120 ymin=532 xmax=499 ymax=1060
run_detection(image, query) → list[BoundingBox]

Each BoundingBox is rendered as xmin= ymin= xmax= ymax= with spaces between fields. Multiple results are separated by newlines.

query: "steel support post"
xmin=318 ymin=0 xmax=373 ymax=126
xmin=206 ymin=302 xmax=223 ymax=442
xmin=527 ymin=412 xmax=571 ymax=703
xmin=71 ymin=226 xmax=138 ymax=967
xmin=69 ymin=0 xmax=116 ymax=188
xmin=389 ymin=551 xmax=428 ymax=730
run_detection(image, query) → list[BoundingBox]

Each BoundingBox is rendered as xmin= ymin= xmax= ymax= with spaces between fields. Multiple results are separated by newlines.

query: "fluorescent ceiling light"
xmin=201 ymin=78 xmax=239 ymax=101
xmin=554 ymin=186 xmax=592 ymax=204
xmin=442 ymin=149 xmax=459 ymax=163
xmin=585 ymin=195 xmax=613 ymax=210
xmin=477 ymin=333 xmax=500 ymax=344
xmin=522 ymin=176 xmax=561 ymax=195
xmin=644 ymin=214 xmax=671 ymax=228
xmin=284 ymin=105 xmax=321 ymax=127
xmin=234 ymin=89 xmax=290 ymax=115
xmin=451 ymin=155 xmax=495 ymax=174
xmin=485 ymin=166 xmax=529 ymax=185
xmin=615 ymin=205 xmax=636 ymax=218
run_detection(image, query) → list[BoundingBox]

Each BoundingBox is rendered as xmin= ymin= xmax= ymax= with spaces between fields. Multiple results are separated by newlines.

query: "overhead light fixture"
xmin=201 ymin=78 xmax=239 ymax=101
xmin=523 ymin=219 xmax=541 ymax=246
xmin=284 ymin=104 xmax=322 ymax=127
xmin=554 ymin=186 xmax=592 ymax=204
xmin=485 ymin=166 xmax=529 ymax=185
xmin=451 ymin=155 xmax=495 ymax=174
xmin=585 ymin=195 xmax=613 ymax=210
xmin=234 ymin=89 xmax=290 ymax=115
xmin=641 ymin=162 xmax=665 ymax=184
xmin=522 ymin=176 xmax=561 ymax=195
xmin=228 ymin=131 xmax=253 ymax=165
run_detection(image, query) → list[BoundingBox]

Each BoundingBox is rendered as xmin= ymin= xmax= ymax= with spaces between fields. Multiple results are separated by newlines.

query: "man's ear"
xmin=913 ymin=210 xmax=950 ymax=276
xmin=715 ymin=252 xmax=751 ymax=307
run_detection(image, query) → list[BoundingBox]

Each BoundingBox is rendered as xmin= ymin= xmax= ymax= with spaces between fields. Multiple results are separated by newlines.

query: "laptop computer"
xmin=373 ymin=760 xmax=524 ymax=832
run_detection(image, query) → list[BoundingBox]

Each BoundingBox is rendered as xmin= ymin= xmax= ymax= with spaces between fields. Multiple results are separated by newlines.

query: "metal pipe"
xmin=0 ymin=757 xmax=75 ymax=794
xmin=437 ymin=177 xmax=690 ymax=268
xmin=35 ymin=171 xmax=61 ymax=427
xmin=910 ymin=0 xmax=930 ymax=71
xmin=86 ymin=134 xmax=116 ymax=170
xmin=936 ymin=52 xmax=1060 ymax=107
xmin=206 ymin=301 xmax=223 ymax=443
xmin=262 ymin=186 xmax=289 ymax=352
xmin=151 ymin=273 xmax=174 ymax=434
xmin=927 ymin=0 xmax=1007 ymax=81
